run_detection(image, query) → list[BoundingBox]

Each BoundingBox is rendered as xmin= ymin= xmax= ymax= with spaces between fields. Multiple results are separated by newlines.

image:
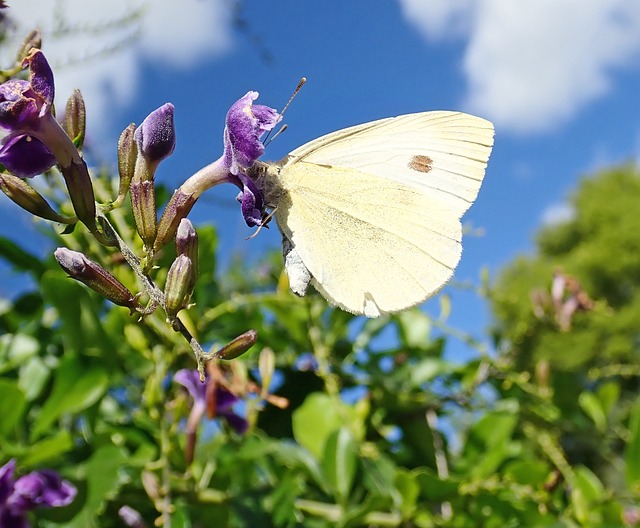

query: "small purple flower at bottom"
xmin=0 ymin=459 xmax=76 ymax=528
xmin=174 ymin=369 xmax=248 ymax=435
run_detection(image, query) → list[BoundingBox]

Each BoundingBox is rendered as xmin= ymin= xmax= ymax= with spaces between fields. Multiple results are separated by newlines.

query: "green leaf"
xmin=0 ymin=379 xmax=27 ymax=437
xmin=32 ymin=356 xmax=109 ymax=438
xmin=40 ymin=272 xmax=113 ymax=356
xmin=571 ymin=465 xmax=605 ymax=525
xmin=396 ymin=310 xmax=431 ymax=349
xmin=21 ymin=430 xmax=73 ymax=466
xmin=66 ymin=445 xmax=127 ymax=527
xmin=0 ymin=333 xmax=39 ymax=371
xmin=625 ymin=398 xmax=640 ymax=491
xmin=322 ymin=428 xmax=358 ymax=504
xmin=0 ymin=236 xmax=46 ymax=277
xmin=19 ymin=356 xmax=50 ymax=400
xmin=579 ymin=391 xmax=606 ymax=433
xmin=394 ymin=469 xmax=420 ymax=519
xmin=596 ymin=381 xmax=620 ymax=416
xmin=414 ymin=468 xmax=459 ymax=502
xmin=292 ymin=393 xmax=343 ymax=459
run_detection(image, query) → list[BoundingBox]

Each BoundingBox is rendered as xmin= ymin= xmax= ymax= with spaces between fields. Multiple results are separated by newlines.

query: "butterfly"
xmin=252 ymin=111 xmax=494 ymax=317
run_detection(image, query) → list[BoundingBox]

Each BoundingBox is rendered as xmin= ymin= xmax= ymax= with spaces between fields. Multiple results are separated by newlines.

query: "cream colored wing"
xmin=285 ymin=111 xmax=494 ymax=219
xmin=273 ymin=163 xmax=462 ymax=317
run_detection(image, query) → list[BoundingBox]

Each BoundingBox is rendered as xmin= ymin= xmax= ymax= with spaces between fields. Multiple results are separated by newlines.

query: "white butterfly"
xmin=253 ymin=111 xmax=494 ymax=317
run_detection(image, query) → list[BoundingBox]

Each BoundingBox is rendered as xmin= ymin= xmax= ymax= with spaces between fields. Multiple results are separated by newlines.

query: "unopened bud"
xmin=154 ymin=188 xmax=197 ymax=252
xmin=175 ymin=218 xmax=198 ymax=289
xmin=164 ymin=254 xmax=193 ymax=318
xmin=64 ymin=89 xmax=86 ymax=148
xmin=0 ymin=173 xmax=74 ymax=223
xmin=54 ymin=248 xmax=138 ymax=310
xmin=214 ymin=329 xmax=258 ymax=360
xmin=258 ymin=347 xmax=275 ymax=397
xmin=118 ymin=506 xmax=146 ymax=528
xmin=134 ymin=103 xmax=175 ymax=181
xmin=116 ymin=124 xmax=137 ymax=203
xmin=59 ymin=160 xmax=97 ymax=231
xmin=130 ymin=179 xmax=157 ymax=249
xmin=17 ymin=29 xmax=42 ymax=61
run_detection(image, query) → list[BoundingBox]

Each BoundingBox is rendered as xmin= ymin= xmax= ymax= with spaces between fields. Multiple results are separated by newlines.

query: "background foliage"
xmin=2 ymin=163 xmax=640 ymax=527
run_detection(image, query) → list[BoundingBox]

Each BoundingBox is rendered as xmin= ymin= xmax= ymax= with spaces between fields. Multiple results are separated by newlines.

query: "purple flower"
xmin=0 ymin=50 xmax=58 ymax=178
xmin=156 ymin=91 xmax=280 ymax=239
xmin=223 ymin=92 xmax=280 ymax=227
xmin=134 ymin=103 xmax=176 ymax=175
xmin=174 ymin=369 xmax=248 ymax=435
xmin=0 ymin=459 xmax=76 ymax=528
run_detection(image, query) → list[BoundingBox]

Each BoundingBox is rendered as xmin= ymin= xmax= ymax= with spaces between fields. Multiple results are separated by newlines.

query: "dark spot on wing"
xmin=408 ymin=155 xmax=433 ymax=173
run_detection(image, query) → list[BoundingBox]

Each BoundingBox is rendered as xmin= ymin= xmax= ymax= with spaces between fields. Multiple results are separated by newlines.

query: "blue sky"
xmin=2 ymin=0 xmax=640 ymax=356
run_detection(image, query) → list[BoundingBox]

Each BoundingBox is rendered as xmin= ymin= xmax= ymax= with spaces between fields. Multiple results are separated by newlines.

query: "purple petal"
xmin=174 ymin=369 xmax=206 ymax=403
xmin=0 ymin=508 xmax=28 ymax=528
xmin=134 ymin=103 xmax=176 ymax=166
xmin=0 ymin=80 xmax=40 ymax=130
xmin=29 ymin=471 xmax=76 ymax=507
xmin=24 ymin=49 xmax=55 ymax=112
xmin=0 ymin=134 xmax=55 ymax=178
xmin=215 ymin=387 xmax=240 ymax=413
xmin=224 ymin=413 xmax=249 ymax=435
xmin=10 ymin=470 xmax=76 ymax=511
xmin=223 ymin=91 xmax=280 ymax=176
xmin=235 ymin=172 xmax=264 ymax=227
xmin=214 ymin=388 xmax=248 ymax=434
xmin=0 ymin=459 xmax=16 ymax=504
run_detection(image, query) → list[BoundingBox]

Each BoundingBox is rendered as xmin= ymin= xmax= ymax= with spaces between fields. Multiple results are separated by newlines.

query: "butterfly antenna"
xmin=246 ymin=208 xmax=277 ymax=240
xmin=280 ymin=77 xmax=306 ymax=117
xmin=264 ymin=124 xmax=288 ymax=147
xmin=263 ymin=77 xmax=306 ymax=144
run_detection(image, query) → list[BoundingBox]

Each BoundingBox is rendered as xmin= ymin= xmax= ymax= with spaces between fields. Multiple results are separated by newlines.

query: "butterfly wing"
xmin=273 ymin=164 xmax=461 ymax=316
xmin=271 ymin=111 xmax=494 ymax=316
xmin=286 ymin=111 xmax=494 ymax=219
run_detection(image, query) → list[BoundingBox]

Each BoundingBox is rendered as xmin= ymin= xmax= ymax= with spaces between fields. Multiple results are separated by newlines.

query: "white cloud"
xmin=541 ymin=202 xmax=575 ymax=226
xmin=399 ymin=0 xmax=640 ymax=134
xmin=2 ymin=0 xmax=232 ymax=140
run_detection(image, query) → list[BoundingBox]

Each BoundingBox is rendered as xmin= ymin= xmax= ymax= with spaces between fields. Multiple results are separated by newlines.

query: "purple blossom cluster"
xmin=0 ymin=459 xmax=76 ymax=528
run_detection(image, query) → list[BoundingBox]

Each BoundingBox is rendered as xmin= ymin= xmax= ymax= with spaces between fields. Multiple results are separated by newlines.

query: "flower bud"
xmin=258 ymin=347 xmax=275 ymax=397
xmin=175 ymin=218 xmax=198 ymax=290
xmin=17 ymin=29 xmax=42 ymax=61
xmin=214 ymin=329 xmax=258 ymax=360
xmin=59 ymin=159 xmax=97 ymax=231
xmin=0 ymin=172 xmax=74 ymax=223
xmin=134 ymin=103 xmax=175 ymax=182
xmin=164 ymin=254 xmax=193 ymax=318
xmin=116 ymin=124 xmax=137 ymax=203
xmin=130 ymin=179 xmax=157 ymax=249
xmin=154 ymin=188 xmax=197 ymax=252
xmin=64 ymin=89 xmax=86 ymax=148
xmin=54 ymin=248 xmax=138 ymax=310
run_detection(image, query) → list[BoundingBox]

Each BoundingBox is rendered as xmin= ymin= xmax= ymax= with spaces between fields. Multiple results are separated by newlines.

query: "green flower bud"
xmin=164 ymin=254 xmax=193 ymax=318
xmin=0 ymin=173 xmax=75 ymax=223
xmin=130 ymin=179 xmax=157 ymax=249
xmin=116 ymin=124 xmax=137 ymax=204
xmin=64 ymin=89 xmax=86 ymax=148
xmin=175 ymin=218 xmax=198 ymax=290
xmin=59 ymin=160 xmax=97 ymax=232
xmin=17 ymin=29 xmax=42 ymax=62
xmin=154 ymin=188 xmax=197 ymax=252
xmin=54 ymin=248 xmax=138 ymax=310
xmin=214 ymin=330 xmax=258 ymax=361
